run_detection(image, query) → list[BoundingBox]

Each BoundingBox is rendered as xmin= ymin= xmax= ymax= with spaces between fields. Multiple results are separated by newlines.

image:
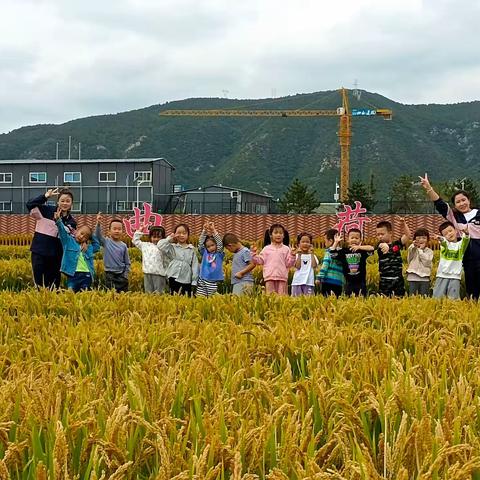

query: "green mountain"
xmin=1 ymin=90 xmax=479 ymax=200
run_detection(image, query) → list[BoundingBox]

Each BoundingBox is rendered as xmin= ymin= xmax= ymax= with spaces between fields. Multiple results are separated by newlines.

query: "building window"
xmin=0 ymin=201 xmax=11 ymax=212
xmin=71 ymin=202 xmax=82 ymax=212
xmin=116 ymin=201 xmax=134 ymax=212
xmin=134 ymin=171 xmax=152 ymax=183
xmin=98 ymin=171 xmax=116 ymax=183
xmin=0 ymin=173 xmax=12 ymax=183
xmin=255 ymin=204 xmax=268 ymax=214
xmin=29 ymin=172 xmax=47 ymax=183
xmin=64 ymin=172 xmax=81 ymax=183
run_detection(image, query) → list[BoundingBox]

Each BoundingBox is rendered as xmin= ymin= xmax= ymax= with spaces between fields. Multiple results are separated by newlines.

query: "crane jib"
xmin=160 ymin=109 xmax=392 ymax=118
xmin=160 ymin=110 xmax=340 ymax=117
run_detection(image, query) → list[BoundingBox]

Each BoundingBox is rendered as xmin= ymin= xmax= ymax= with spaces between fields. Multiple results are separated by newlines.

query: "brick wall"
xmin=0 ymin=213 xmax=445 ymax=241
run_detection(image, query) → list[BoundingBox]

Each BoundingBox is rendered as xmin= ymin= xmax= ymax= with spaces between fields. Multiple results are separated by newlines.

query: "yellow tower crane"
xmin=160 ymin=88 xmax=392 ymax=201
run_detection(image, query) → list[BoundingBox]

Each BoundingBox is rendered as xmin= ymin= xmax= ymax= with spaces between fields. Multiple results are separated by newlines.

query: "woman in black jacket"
xmin=26 ymin=188 xmax=77 ymax=288
xmin=420 ymin=173 xmax=480 ymax=299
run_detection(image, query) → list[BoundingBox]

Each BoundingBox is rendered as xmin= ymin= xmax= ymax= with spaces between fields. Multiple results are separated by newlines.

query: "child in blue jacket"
xmin=55 ymin=209 xmax=100 ymax=292
xmin=197 ymin=221 xmax=224 ymax=297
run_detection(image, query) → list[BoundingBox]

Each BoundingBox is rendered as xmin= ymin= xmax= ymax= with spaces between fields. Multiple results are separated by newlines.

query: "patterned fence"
xmin=0 ymin=213 xmax=445 ymax=243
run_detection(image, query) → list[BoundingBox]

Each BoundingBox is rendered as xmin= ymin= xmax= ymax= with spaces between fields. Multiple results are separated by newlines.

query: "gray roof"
xmin=179 ymin=184 xmax=273 ymax=198
xmin=0 ymin=157 xmax=175 ymax=169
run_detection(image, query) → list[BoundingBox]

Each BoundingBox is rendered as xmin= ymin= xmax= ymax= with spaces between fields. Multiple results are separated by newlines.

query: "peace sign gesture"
xmin=418 ymin=173 xmax=431 ymax=190
xmin=45 ymin=187 xmax=60 ymax=199
xmin=53 ymin=206 xmax=62 ymax=221
xmin=418 ymin=172 xmax=439 ymax=200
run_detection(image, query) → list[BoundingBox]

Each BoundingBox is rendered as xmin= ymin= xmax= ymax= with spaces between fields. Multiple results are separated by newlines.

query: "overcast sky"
xmin=1 ymin=0 xmax=478 ymax=134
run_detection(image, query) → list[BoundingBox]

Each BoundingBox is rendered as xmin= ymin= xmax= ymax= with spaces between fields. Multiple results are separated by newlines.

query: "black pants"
xmin=321 ymin=282 xmax=343 ymax=297
xmin=105 ymin=271 xmax=129 ymax=293
xmin=169 ymin=277 xmax=192 ymax=296
xmin=379 ymin=276 xmax=405 ymax=297
xmin=31 ymin=252 xmax=61 ymax=289
xmin=345 ymin=281 xmax=367 ymax=297
xmin=464 ymin=262 xmax=480 ymax=300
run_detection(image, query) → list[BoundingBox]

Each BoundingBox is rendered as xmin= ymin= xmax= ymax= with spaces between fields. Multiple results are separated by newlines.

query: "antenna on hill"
xmin=271 ymin=87 xmax=277 ymax=99
xmin=353 ymin=79 xmax=361 ymax=101
xmin=222 ymin=89 xmax=229 ymax=98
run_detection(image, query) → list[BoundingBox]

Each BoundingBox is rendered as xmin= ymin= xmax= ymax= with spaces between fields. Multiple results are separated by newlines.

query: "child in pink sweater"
xmin=251 ymin=224 xmax=297 ymax=294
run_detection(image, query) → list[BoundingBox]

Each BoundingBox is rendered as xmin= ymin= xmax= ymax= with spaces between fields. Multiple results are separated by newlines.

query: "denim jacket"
xmin=56 ymin=220 xmax=100 ymax=277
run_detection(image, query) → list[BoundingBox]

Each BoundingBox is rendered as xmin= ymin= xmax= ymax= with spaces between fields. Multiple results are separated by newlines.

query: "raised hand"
xmin=418 ymin=173 xmax=431 ymax=190
xmin=96 ymin=212 xmax=102 ymax=224
xmin=45 ymin=187 xmax=59 ymax=199
xmin=379 ymin=242 xmax=390 ymax=254
xmin=53 ymin=207 xmax=62 ymax=221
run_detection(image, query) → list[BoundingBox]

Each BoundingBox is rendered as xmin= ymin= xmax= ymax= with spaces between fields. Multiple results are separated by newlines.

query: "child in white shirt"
xmin=133 ymin=224 xmax=169 ymax=293
xmin=291 ymin=232 xmax=318 ymax=296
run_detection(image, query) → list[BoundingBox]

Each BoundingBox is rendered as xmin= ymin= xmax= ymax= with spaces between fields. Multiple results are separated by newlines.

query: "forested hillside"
xmin=1 ymin=90 xmax=479 ymax=198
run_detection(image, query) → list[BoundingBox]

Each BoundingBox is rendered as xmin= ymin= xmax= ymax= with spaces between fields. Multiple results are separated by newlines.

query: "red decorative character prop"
xmin=334 ymin=201 xmax=371 ymax=236
xmin=123 ymin=202 xmax=163 ymax=238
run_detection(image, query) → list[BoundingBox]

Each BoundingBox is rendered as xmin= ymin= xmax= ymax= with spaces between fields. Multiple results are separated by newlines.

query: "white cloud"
xmin=0 ymin=0 xmax=478 ymax=133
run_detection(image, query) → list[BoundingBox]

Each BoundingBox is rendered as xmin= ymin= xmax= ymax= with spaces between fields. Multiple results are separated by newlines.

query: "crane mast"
xmin=338 ymin=88 xmax=352 ymax=201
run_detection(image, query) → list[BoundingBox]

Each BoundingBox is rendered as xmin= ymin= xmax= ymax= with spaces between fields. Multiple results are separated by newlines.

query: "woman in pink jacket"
xmin=251 ymin=224 xmax=297 ymax=295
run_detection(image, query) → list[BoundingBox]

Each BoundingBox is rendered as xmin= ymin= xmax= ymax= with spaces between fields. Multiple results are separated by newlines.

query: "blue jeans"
xmin=67 ymin=272 xmax=93 ymax=292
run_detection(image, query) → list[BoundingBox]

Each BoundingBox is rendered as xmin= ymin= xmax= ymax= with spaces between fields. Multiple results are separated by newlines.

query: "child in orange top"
xmin=251 ymin=224 xmax=296 ymax=295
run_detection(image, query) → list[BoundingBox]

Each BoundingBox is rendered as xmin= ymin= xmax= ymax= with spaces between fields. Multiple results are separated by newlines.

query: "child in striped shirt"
xmin=316 ymin=229 xmax=344 ymax=297
xmin=197 ymin=221 xmax=224 ymax=297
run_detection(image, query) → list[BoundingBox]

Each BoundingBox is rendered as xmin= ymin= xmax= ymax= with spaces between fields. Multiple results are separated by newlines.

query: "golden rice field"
xmin=1 ymin=290 xmax=480 ymax=479
xmin=0 ymin=245 xmax=443 ymax=295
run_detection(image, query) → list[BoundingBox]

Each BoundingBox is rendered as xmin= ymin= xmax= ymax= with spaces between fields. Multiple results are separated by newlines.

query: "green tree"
xmin=345 ymin=180 xmax=377 ymax=212
xmin=439 ymin=177 xmax=479 ymax=206
xmin=390 ymin=175 xmax=425 ymax=213
xmin=278 ymin=179 xmax=320 ymax=214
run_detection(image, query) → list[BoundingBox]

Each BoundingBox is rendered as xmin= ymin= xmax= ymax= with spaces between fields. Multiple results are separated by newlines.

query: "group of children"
xmin=319 ymin=218 xmax=470 ymax=299
xmin=53 ymin=211 xmax=470 ymax=299
xmin=27 ymin=186 xmax=469 ymax=299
